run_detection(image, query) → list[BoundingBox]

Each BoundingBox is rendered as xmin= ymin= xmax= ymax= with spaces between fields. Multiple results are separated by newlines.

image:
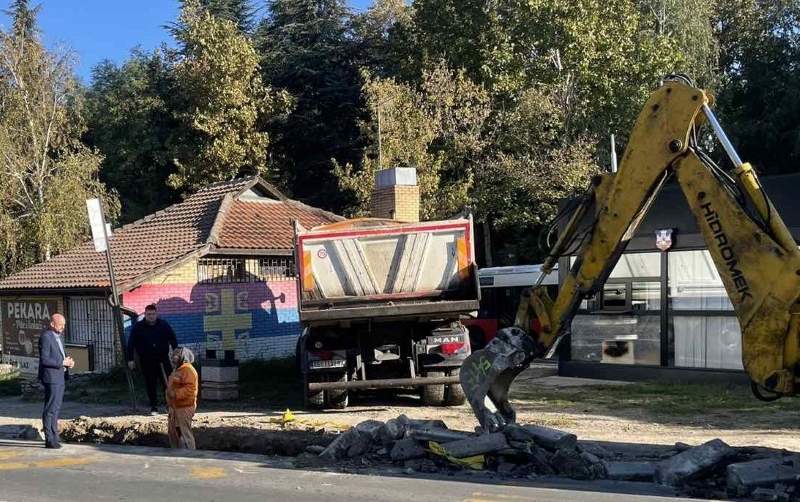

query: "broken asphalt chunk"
xmin=655 ymin=438 xmax=735 ymax=486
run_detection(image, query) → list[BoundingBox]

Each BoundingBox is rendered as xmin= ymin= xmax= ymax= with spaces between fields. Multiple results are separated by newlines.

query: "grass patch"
xmin=238 ymin=357 xmax=303 ymax=408
xmin=0 ymin=371 xmax=22 ymax=397
xmin=513 ymin=381 xmax=798 ymax=425
xmin=65 ymin=366 xmax=148 ymax=405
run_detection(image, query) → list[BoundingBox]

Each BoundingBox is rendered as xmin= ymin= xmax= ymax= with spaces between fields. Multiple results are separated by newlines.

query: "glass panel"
xmin=668 ymin=250 xmax=733 ymax=310
xmin=672 ymin=316 xmax=743 ymax=369
xmin=571 ymin=315 xmax=661 ymax=365
xmin=608 ymin=253 xmax=661 ymax=278
xmin=602 ymin=283 xmax=627 ymax=310
xmin=632 ymin=282 xmax=660 ymax=311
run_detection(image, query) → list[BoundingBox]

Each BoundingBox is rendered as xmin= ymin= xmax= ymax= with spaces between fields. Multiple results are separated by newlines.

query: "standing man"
xmin=38 ymin=313 xmax=74 ymax=449
xmin=126 ymin=304 xmax=178 ymax=414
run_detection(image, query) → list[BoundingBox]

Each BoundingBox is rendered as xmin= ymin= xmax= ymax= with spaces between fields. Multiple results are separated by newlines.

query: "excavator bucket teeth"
xmin=460 ymin=327 xmax=539 ymax=432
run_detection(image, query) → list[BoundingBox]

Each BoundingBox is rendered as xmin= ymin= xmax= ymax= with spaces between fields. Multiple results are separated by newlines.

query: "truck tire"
xmin=325 ymin=373 xmax=349 ymax=409
xmin=444 ymin=368 xmax=466 ymax=406
xmin=421 ymin=371 xmax=445 ymax=406
xmin=304 ymin=374 xmax=325 ymax=408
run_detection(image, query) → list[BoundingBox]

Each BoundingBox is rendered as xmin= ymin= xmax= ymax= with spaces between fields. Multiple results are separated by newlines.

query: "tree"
xmin=256 ymin=0 xmax=364 ymax=210
xmin=475 ymin=86 xmax=598 ymax=229
xmin=174 ymin=0 xmax=257 ymax=34
xmin=168 ymin=1 xmax=291 ymax=193
xmin=0 ymin=2 xmax=117 ymax=276
xmin=84 ymin=49 xmax=180 ymax=223
xmin=637 ymin=0 xmax=719 ymax=87
xmin=408 ymin=0 xmax=681 ymax=137
xmin=335 ymin=64 xmax=491 ymax=220
xmin=714 ymin=0 xmax=800 ymax=174
xmin=352 ymin=0 xmax=412 ymax=77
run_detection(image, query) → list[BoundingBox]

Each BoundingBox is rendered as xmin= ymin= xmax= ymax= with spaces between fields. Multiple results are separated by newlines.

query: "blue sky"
xmin=0 ymin=0 xmax=372 ymax=83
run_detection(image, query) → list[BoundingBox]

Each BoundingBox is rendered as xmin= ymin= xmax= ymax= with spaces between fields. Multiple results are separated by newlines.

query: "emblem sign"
xmin=655 ymin=228 xmax=673 ymax=251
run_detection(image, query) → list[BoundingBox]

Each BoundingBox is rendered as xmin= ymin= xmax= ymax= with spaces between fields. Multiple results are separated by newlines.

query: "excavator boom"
xmin=461 ymin=79 xmax=800 ymax=432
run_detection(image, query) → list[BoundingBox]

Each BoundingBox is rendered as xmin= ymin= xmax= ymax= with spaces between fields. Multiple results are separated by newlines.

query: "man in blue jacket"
xmin=38 ymin=313 xmax=74 ymax=449
xmin=126 ymin=304 xmax=178 ymax=414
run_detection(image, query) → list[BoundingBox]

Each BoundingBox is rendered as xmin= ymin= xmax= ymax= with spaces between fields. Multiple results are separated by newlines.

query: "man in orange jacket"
xmin=165 ymin=347 xmax=198 ymax=449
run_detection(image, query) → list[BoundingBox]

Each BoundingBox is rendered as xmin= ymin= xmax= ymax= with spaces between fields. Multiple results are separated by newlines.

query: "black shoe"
xmin=45 ymin=442 xmax=62 ymax=449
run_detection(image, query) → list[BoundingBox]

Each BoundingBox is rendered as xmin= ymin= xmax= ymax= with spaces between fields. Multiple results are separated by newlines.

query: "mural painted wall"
xmin=122 ymin=259 xmax=301 ymax=360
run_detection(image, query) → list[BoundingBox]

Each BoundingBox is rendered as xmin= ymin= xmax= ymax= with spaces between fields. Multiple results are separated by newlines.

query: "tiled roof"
xmin=0 ymin=177 xmax=341 ymax=291
xmin=215 ymin=200 xmax=337 ymax=249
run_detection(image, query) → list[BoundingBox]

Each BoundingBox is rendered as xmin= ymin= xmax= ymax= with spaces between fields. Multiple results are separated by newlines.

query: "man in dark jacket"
xmin=126 ymin=304 xmax=178 ymax=414
xmin=38 ymin=313 xmax=74 ymax=448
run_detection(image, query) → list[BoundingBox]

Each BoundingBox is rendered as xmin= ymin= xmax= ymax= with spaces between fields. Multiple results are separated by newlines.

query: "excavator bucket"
xmin=459 ymin=327 xmax=538 ymax=432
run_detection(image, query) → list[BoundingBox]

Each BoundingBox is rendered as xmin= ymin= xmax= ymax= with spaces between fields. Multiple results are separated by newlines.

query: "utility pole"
xmin=377 ymin=106 xmax=383 ymax=169
xmin=86 ymin=199 xmax=136 ymax=411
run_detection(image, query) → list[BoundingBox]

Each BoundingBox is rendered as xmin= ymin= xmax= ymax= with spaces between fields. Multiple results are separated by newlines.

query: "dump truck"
xmin=294 ymin=217 xmax=479 ymax=409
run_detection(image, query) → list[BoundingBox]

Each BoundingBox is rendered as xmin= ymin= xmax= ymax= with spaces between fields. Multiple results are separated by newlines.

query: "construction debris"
xmin=437 ymin=432 xmax=509 ymax=458
xmin=727 ymin=456 xmax=800 ymax=497
xmin=312 ymin=416 xmax=799 ymax=500
xmin=605 ymin=461 xmax=657 ymax=482
xmin=656 ymin=438 xmax=735 ymax=486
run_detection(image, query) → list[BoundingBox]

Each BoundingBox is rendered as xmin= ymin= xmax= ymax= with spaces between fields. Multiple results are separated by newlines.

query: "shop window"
xmin=608 ymin=253 xmax=661 ymax=278
xmin=602 ymin=283 xmax=628 ymax=310
xmin=672 ymin=316 xmax=743 ymax=370
xmin=632 ymin=281 xmax=661 ymax=311
xmin=668 ymin=250 xmax=733 ymax=311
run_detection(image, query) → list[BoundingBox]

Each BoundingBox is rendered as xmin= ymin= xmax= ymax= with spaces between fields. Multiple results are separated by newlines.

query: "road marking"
xmin=190 ymin=466 xmax=227 ymax=479
xmin=0 ymin=455 xmax=96 ymax=471
xmin=0 ymin=451 xmax=21 ymax=460
xmin=467 ymin=493 xmax=532 ymax=501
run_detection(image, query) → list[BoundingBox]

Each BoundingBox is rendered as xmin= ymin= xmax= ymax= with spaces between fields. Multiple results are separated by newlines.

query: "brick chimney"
xmin=370 ymin=167 xmax=420 ymax=222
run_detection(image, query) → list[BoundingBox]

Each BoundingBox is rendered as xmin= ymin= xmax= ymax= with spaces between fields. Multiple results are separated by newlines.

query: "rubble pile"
xmin=313 ymin=416 xmax=800 ymax=500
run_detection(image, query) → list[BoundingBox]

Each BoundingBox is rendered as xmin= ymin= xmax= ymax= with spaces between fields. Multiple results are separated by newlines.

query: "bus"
xmin=463 ymin=264 xmax=559 ymax=349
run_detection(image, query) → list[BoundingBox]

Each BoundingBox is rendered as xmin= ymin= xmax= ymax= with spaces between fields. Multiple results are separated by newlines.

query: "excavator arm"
xmin=461 ymin=79 xmax=800 ymax=432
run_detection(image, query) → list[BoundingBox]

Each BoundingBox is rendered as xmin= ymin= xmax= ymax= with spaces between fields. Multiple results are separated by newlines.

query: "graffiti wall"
xmin=122 ymin=260 xmax=301 ymax=360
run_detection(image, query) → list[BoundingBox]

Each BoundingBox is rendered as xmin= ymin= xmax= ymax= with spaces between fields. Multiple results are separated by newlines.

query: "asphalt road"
xmin=0 ymin=440 xmax=701 ymax=502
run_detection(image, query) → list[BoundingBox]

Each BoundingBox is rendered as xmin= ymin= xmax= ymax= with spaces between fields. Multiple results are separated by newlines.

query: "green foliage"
xmin=352 ymin=0 xmax=413 ymax=77
xmin=475 ymin=87 xmax=598 ymax=228
xmin=85 ymin=49 xmax=180 ymax=223
xmin=637 ymin=0 xmax=719 ymax=87
xmin=714 ymin=0 xmax=800 ymax=174
xmin=334 ymin=63 xmax=491 ymax=220
xmin=168 ymin=1 xmax=291 ymax=193
xmin=256 ymin=0 xmax=365 ymax=209
xmin=0 ymin=6 xmax=117 ymax=277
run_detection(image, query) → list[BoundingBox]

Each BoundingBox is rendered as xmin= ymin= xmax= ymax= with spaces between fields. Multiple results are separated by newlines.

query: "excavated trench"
xmin=61 ymin=416 xmax=336 ymax=457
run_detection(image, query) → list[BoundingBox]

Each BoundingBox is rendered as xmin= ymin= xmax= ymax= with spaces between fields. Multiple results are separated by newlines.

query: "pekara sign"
xmin=1 ymin=298 xmax=59 ymax=374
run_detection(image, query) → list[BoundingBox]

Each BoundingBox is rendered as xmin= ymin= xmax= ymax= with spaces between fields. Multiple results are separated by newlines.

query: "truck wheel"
xmin=421 ymin=371 xmax=445 ymax=406
xmin=325 ymin=373 xmax=349 ymax=409
xmin=304 ymin=374 xmax=325 ymax=408
xmin=444 ymin=368 xmax=466 ymax=406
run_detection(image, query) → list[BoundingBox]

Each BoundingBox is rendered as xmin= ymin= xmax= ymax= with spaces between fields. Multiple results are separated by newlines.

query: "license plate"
xmin=310 ymin=359 xmax=346 ymax=369
xmin=427 ymin=334 xmax=462 ymax=345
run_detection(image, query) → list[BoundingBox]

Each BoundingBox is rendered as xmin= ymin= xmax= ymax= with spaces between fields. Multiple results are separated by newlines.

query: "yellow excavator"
xmin=461 ymin=75 xmax=800 ymax=432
